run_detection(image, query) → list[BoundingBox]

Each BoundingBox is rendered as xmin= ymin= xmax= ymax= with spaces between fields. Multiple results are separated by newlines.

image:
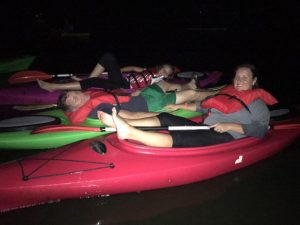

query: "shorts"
xmin=139 ymin=84 xmax=176 ymax=112
xmin=157 ymin=113 xmax=234 ymax=148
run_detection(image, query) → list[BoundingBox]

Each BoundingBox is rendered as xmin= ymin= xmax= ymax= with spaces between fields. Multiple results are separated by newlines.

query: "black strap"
xmin=105 ymin=90 xmax=131 ymax=110
xmin=127 ymin=73 xmax=141 ymax=88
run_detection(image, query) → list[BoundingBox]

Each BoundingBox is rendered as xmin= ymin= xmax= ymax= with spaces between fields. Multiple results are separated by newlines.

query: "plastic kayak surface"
xmin=0 ymin=110 xmax=299 ymax=212
xmin=0 ymin=56 xmax=35 ymax=74
xmin=0 ymin=83 xmax=61 ymax=105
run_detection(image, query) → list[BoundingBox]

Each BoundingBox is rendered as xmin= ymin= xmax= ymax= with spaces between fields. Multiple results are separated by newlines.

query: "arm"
xmin=157 ymin=80 xmax=194 ymax=92
xmin=164 ymin=102 xmax=197 ymax=112
xmin=240 ymin=100 xmax=270 ymax=138
xmin=209 ymin=122 xmax=245 ymax=134
xmin=210 ymin=100 xmax=270 ymax=137
xmin=121 ymin=66 xmax=145 ymax=73
xmin=131 ymin=89 xmax=142 ymax=96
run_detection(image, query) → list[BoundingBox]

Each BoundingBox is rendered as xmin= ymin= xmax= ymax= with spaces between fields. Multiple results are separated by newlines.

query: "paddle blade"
xmin=31 ymin=125 xmax=102 ymax=134
xmin=13 ymin=104 xmax=57 ymax=111
xmin=8 ymin=70 xmax=52 ymax=84
xmin=176 ymin=71 xmax=204 ymax=79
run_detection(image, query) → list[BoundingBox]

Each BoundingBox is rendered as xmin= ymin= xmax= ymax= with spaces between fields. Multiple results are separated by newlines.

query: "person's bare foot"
xmin=111 ymin=107 xmax=133 ymax=140
xmin=37 ymin=80 xmax=55 ymax=92
xmin=186 ymin=79 xmax=197 ymax=90
xmin=97 ymin=111 xmax=115 ymax=128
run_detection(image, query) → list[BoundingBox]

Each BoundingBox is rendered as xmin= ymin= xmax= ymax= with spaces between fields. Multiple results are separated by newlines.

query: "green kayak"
xmin=0 ymin=56 xmax=35 ymax=74
xmin=0 ymin=108 xmax=201 ymax=150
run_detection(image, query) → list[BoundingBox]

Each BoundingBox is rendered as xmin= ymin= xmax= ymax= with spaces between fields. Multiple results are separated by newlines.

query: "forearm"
xmin=131 ymin=90 xmax=141 ymax=96
xmin=242 ymin=122 xmax=269 ymax=138
xmin=227 ymin=123 xmax=245 ymax=134
xmin=210 ymin=122 xmax=245 ymax=134
xmin=165 ymin=102 xmax=197 ymax=111
xmin=196 ymin=90 xmax=219 ymax=101
xmin=121 ymin=66 xmax=144 ymax=73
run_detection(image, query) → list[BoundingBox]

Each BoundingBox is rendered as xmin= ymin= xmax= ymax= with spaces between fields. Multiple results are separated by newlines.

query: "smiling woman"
xmin=233 ymin=64 xmax=259 ymax=90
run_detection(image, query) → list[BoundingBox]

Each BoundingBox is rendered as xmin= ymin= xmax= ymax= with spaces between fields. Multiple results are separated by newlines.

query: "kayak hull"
xmin=0 ymin=83 xmax=61 ymax=105
xmin=0 ymin=56 xmax=35 ymax=74
xmin=0 ymin=116 xmax=300 ymax=212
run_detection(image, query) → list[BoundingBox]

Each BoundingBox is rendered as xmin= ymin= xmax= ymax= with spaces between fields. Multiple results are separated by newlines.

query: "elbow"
xmin=242 ymin=124 xmax=269 ymax=138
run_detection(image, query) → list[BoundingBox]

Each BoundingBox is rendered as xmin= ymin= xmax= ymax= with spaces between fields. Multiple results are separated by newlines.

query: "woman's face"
xmin=233 ymin=67 xmax=257 ymax=91
xmin=65 ymin=91 xmax=89 ymax=111
xmin=158 ymin=65 xmax=174 ymax=78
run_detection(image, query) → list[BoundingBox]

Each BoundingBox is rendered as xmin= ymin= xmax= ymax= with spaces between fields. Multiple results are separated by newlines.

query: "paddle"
xmin=8 ymin=70 xmax=90 ymax=84
xmin=176 ymin=71 xmax=204 ymax=79
xmin=32 ymin=124 xmax=210 ymax=134
xmin=13 ymin=104 xmax=57 ymax=111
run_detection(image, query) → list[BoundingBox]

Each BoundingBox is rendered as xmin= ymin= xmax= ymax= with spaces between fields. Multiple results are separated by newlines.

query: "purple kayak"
xmin=0 ymin=83 xmax=62 ymax=105
xmin=0 ymin=71 xmax=222 ymax=105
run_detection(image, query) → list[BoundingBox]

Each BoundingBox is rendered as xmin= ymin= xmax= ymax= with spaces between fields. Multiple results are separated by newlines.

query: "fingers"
xmin=97 ymin=111 xmax=104 ymax=120
xmin=71 ymin=76 xmax=82 ymax=81
xmin=209 ymin=123 xmax=224 ymax=133
xmin=112 ymin=107 xmax=117 ymax=117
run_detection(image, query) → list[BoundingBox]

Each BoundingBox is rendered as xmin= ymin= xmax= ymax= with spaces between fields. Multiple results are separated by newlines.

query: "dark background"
xmin=1 ymin=1 xmax=299 ymax=103
xmin=0 ymin=2 xmax=299 ymax=224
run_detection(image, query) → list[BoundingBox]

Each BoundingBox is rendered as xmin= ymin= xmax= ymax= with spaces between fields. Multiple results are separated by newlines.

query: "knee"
xmin=102 ymin=52 xmax=116 ymax=61
xmin=99 ymin=52 xmax=117 ymax=65
xmin=157 ymin=112 xmax=172 ymax=126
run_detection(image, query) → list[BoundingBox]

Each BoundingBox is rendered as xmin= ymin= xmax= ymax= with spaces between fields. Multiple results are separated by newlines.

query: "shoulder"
xmin=249 ymin=99 xmax=270 ymax=116
xmin=249 ymin=99 xmax=268 ymax=108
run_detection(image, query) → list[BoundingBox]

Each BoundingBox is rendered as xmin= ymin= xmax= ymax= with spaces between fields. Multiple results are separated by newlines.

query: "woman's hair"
xmin=154 ymin=64 xmax=178 ymax=79
xmin=234 ymin=64 xmax=259 ymax=88
xmin=57 ymin=92 xmax=72 ymax=112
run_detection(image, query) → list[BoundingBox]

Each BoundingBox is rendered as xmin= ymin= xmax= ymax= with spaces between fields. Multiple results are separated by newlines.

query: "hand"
xmin=131 ymin=90 xmax=141 ymax=96
xmin=164 ymin=104 xmax=181 ymax=111
xmin=71 ymin=75 xmax=83 ymax=81
xmin=209 ymin=123 xmax=232 ymax=133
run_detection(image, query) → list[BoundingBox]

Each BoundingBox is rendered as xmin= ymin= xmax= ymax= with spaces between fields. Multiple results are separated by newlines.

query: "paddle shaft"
xmin=32 ymin=125 xmax=210 ymax=134
xmin=101 ymin=126 xmax=210 ymax=132
xmin=8 ymin=70 xmax=91 ymax=84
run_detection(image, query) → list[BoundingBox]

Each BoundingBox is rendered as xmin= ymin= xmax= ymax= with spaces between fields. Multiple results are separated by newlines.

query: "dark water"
xmin=0 ymin=140 xmax=299 ymax=225
xmin=1 ymin=3 xmax=300 ymax=224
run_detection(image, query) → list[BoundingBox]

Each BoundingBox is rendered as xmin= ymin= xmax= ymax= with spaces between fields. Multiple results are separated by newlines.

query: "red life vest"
xmin=201 ymin=85 xmax=278 ymax=114
xmin=66 ymin=90 xmax=130 ymax=124
xmin=127 ymin=66 xmax=181 ymax=89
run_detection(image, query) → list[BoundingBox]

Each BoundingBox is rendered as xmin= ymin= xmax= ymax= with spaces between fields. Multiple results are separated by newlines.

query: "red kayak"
xmin=1 ymin=107 xmax=300 ymax=212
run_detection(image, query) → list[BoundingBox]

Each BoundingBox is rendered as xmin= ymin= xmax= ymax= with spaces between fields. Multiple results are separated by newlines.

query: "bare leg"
xmin=175 ymin=90 xmax=200 ymax=104
xmin=89 ymin=63 xmax=105 ymax=78
xmin=98 ymin=110 xmax=161 ymax=128
xmin=118 ymin=110 xmax=159 ymax=119
xmin=37 ymin=79 xmax=82 ymax=92
xmin=159 ymin=79 xmax=197 ymax=92
xmin=175 ymin=88 xmax=219 ymax=104
xmin=111 ymin=108 xmax=173 ymax=147
xmin=180 ymin=79 xmax=197 ymax=90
